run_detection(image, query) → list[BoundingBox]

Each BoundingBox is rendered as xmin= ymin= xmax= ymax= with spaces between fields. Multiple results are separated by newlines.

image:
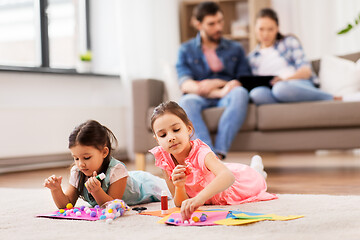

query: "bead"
xmin=168 ymin=218 xmax=175 ymax=223
xmin=200 ymin=213 xmax=208 ymax=222
xmin=73 ymin=208 xmax=79 ymax=213
xmin=90 ymin=211 xmax=97 ymax=217
xmin=189 ymin=220 xmax=195 ymax=224
xmin=192 ymin=216 xmax=199 ymax=222
xmin=175 ymin=218 xmax=181 ymax=224
xmin=184 ymin=220 xmax=189 ymax=224
xmin=66 ymin=203 xmax=73 ymax=209
xmin=59 ymin=209 xmax=65 ymax=214
xmin=99 ymin=215 xmax=107 ymax=220
xmin=80 ymin=206 xmax=86 ymax=211
xmin=76 ymin=211 xmax=81 ymax=216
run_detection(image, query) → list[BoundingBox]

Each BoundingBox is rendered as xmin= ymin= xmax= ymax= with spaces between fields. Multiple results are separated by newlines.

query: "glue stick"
xmin=85 ymin=173 xmax=106 ymax=187
xmin=96 ymin=173 xmax=106 ymax=181
xmin=161 ymin=190 xmax=168 ymax=214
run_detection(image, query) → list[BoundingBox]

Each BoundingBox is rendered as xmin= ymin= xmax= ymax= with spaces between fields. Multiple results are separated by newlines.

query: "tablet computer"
xmin=238 ymin=75 xmax=275 ymax=91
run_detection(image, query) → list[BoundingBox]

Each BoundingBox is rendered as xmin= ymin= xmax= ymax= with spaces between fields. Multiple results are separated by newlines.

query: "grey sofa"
xmin=132 ymin=52 xmax=360 ymax=170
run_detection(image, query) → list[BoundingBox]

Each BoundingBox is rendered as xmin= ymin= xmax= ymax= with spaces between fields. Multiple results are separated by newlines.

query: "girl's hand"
xmin=180 ymin=196 xmax=205 ymax=221
xmin=85 ymin=171 xmax=102 ymax=193
xmin=171 ymin=165 xmax=187 ymax=188
xmin=44 ymin=175 xmax=62 ymax=190
xmin=270 ymin=76 xmax=283 ymax=85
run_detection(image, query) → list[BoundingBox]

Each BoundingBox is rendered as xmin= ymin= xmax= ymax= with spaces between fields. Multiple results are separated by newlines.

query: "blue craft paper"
xmin=227 ymin=210 xmax=264 ymax=218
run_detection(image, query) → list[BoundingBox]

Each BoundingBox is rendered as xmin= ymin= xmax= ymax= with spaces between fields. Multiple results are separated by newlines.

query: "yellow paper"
xmin=233 ymin=213 xmax=304 ymax=221
xmin=214 ymin=218 xmax=264 ymax=226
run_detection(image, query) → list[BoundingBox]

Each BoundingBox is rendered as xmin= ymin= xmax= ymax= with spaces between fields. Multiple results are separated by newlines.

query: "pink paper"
xmin=165 ymin=211 xmax=229 ymax=226
xmin=37 ymin=207 xmax=101 ymax=221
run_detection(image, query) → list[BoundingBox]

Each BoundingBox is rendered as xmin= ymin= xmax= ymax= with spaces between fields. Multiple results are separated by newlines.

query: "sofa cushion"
xmin=257 ymin=101 xmax=360 ymax=131
xmin=202 ymin=104 xmax=257 ymax=133
xmin=311 ymin=52 xmax=360 ymax=75
xmin=147 ymin=104 xmax=257 ymax=133
xmin=319 ymin=55 xmax=360 ymax=95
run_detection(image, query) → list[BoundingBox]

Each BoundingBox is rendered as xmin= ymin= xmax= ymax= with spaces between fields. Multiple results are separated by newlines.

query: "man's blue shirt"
xmin=176 ymin=33 xmax=251 ymax=86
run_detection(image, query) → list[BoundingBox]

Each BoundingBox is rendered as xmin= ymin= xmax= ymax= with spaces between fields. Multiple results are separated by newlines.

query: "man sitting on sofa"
xmin=176 ymin=1 xmax=251 ymax=159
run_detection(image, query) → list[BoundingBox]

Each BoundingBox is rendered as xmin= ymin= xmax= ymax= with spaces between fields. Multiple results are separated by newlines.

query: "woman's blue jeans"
xmin=179 ymin=86 xmax=249 ymax=156
xmin=249 ymin=79 xmax=333 ymax=105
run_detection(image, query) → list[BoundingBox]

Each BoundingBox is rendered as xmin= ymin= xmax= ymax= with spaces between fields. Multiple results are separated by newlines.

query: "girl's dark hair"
xmin=150 ymin=101 xmax=194 ymax=137
xmin=256 ymin=8 xmax=285 ymax=40
xmin=193 ymin=1 xmax=222 ymax=22
xmin=68 ymin=120 xmax=118 ymax=196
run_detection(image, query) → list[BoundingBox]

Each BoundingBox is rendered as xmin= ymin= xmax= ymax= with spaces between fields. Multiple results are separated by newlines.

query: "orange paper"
xmin=139 ymin=207 xmax=180 ymax=217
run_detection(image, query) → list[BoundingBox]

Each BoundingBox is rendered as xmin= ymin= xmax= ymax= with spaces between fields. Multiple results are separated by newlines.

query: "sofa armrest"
xmin=132 ymin=79 xmax=165 ymax=153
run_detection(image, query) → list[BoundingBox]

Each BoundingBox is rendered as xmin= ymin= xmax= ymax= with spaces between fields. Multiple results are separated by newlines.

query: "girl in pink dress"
xmin=149 ymin=101 xmax=277 ymax=220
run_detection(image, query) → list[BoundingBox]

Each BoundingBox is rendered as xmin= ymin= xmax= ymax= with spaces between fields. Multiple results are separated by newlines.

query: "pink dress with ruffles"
xmin=149 ymin=139 xmax=277 ymax=205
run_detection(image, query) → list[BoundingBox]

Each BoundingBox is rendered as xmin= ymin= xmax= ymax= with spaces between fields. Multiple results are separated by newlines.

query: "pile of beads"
xmin=56 ymin=203 xmax=103 ymax=218
xmin=53 ymin=200 xmax=129 ymax=223
xmin=98 ymin=199 xmax=130 ymax=224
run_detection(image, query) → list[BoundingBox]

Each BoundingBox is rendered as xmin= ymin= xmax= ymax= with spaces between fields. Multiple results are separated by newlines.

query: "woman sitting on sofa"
xmin=247 ymin=8 xmax=340 ymax=105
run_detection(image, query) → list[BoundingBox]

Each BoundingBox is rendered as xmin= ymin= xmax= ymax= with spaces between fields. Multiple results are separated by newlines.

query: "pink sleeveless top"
xmin=149 ymin=139 xmax=277 ymax=205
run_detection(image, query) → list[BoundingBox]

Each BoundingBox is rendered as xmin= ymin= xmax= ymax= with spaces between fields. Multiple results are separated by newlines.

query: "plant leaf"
xmin=337 ymin=24 xmax=352 ymax=35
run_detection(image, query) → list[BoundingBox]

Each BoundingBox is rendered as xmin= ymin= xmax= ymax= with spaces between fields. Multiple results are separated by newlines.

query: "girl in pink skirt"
xmin=149 ymin=101 xmax=277 ymax=220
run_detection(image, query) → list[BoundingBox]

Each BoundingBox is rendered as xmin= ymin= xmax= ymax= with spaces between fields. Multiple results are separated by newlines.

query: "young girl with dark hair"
xmin=44 ymin=120 xmax=168 ymax=208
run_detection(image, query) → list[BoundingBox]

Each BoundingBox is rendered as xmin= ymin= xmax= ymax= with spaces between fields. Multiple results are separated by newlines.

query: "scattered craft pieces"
xmin=161 ymin=210 xmax=229 ymax=226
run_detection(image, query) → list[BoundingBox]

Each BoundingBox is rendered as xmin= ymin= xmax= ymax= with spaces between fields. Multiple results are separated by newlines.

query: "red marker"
xmin=161 ymin=190 xmax=168 ymax=214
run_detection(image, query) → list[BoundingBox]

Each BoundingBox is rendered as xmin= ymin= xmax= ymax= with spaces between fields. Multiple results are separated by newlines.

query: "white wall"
xmin=114 ymin=0 xmax=181 ymax=159
xmin=272 ymin=0 xmax=360 ymax=60
xmin=0 ymin=72 xmax=125 ymax=158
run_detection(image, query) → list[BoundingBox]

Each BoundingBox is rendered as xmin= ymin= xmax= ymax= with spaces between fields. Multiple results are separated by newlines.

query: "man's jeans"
xmin=179 ymin=86 xmax=249 ymax=156
xmin=249 ymin=79 xmax=333 ymax=105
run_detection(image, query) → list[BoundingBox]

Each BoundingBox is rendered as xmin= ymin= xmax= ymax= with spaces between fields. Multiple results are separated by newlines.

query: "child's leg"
xmin=250 ymin=155 xmax=267 ymax=179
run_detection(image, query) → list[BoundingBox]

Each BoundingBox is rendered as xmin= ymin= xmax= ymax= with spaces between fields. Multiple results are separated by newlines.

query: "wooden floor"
xmin=0 ymin=150 xmax=359 ymax=195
